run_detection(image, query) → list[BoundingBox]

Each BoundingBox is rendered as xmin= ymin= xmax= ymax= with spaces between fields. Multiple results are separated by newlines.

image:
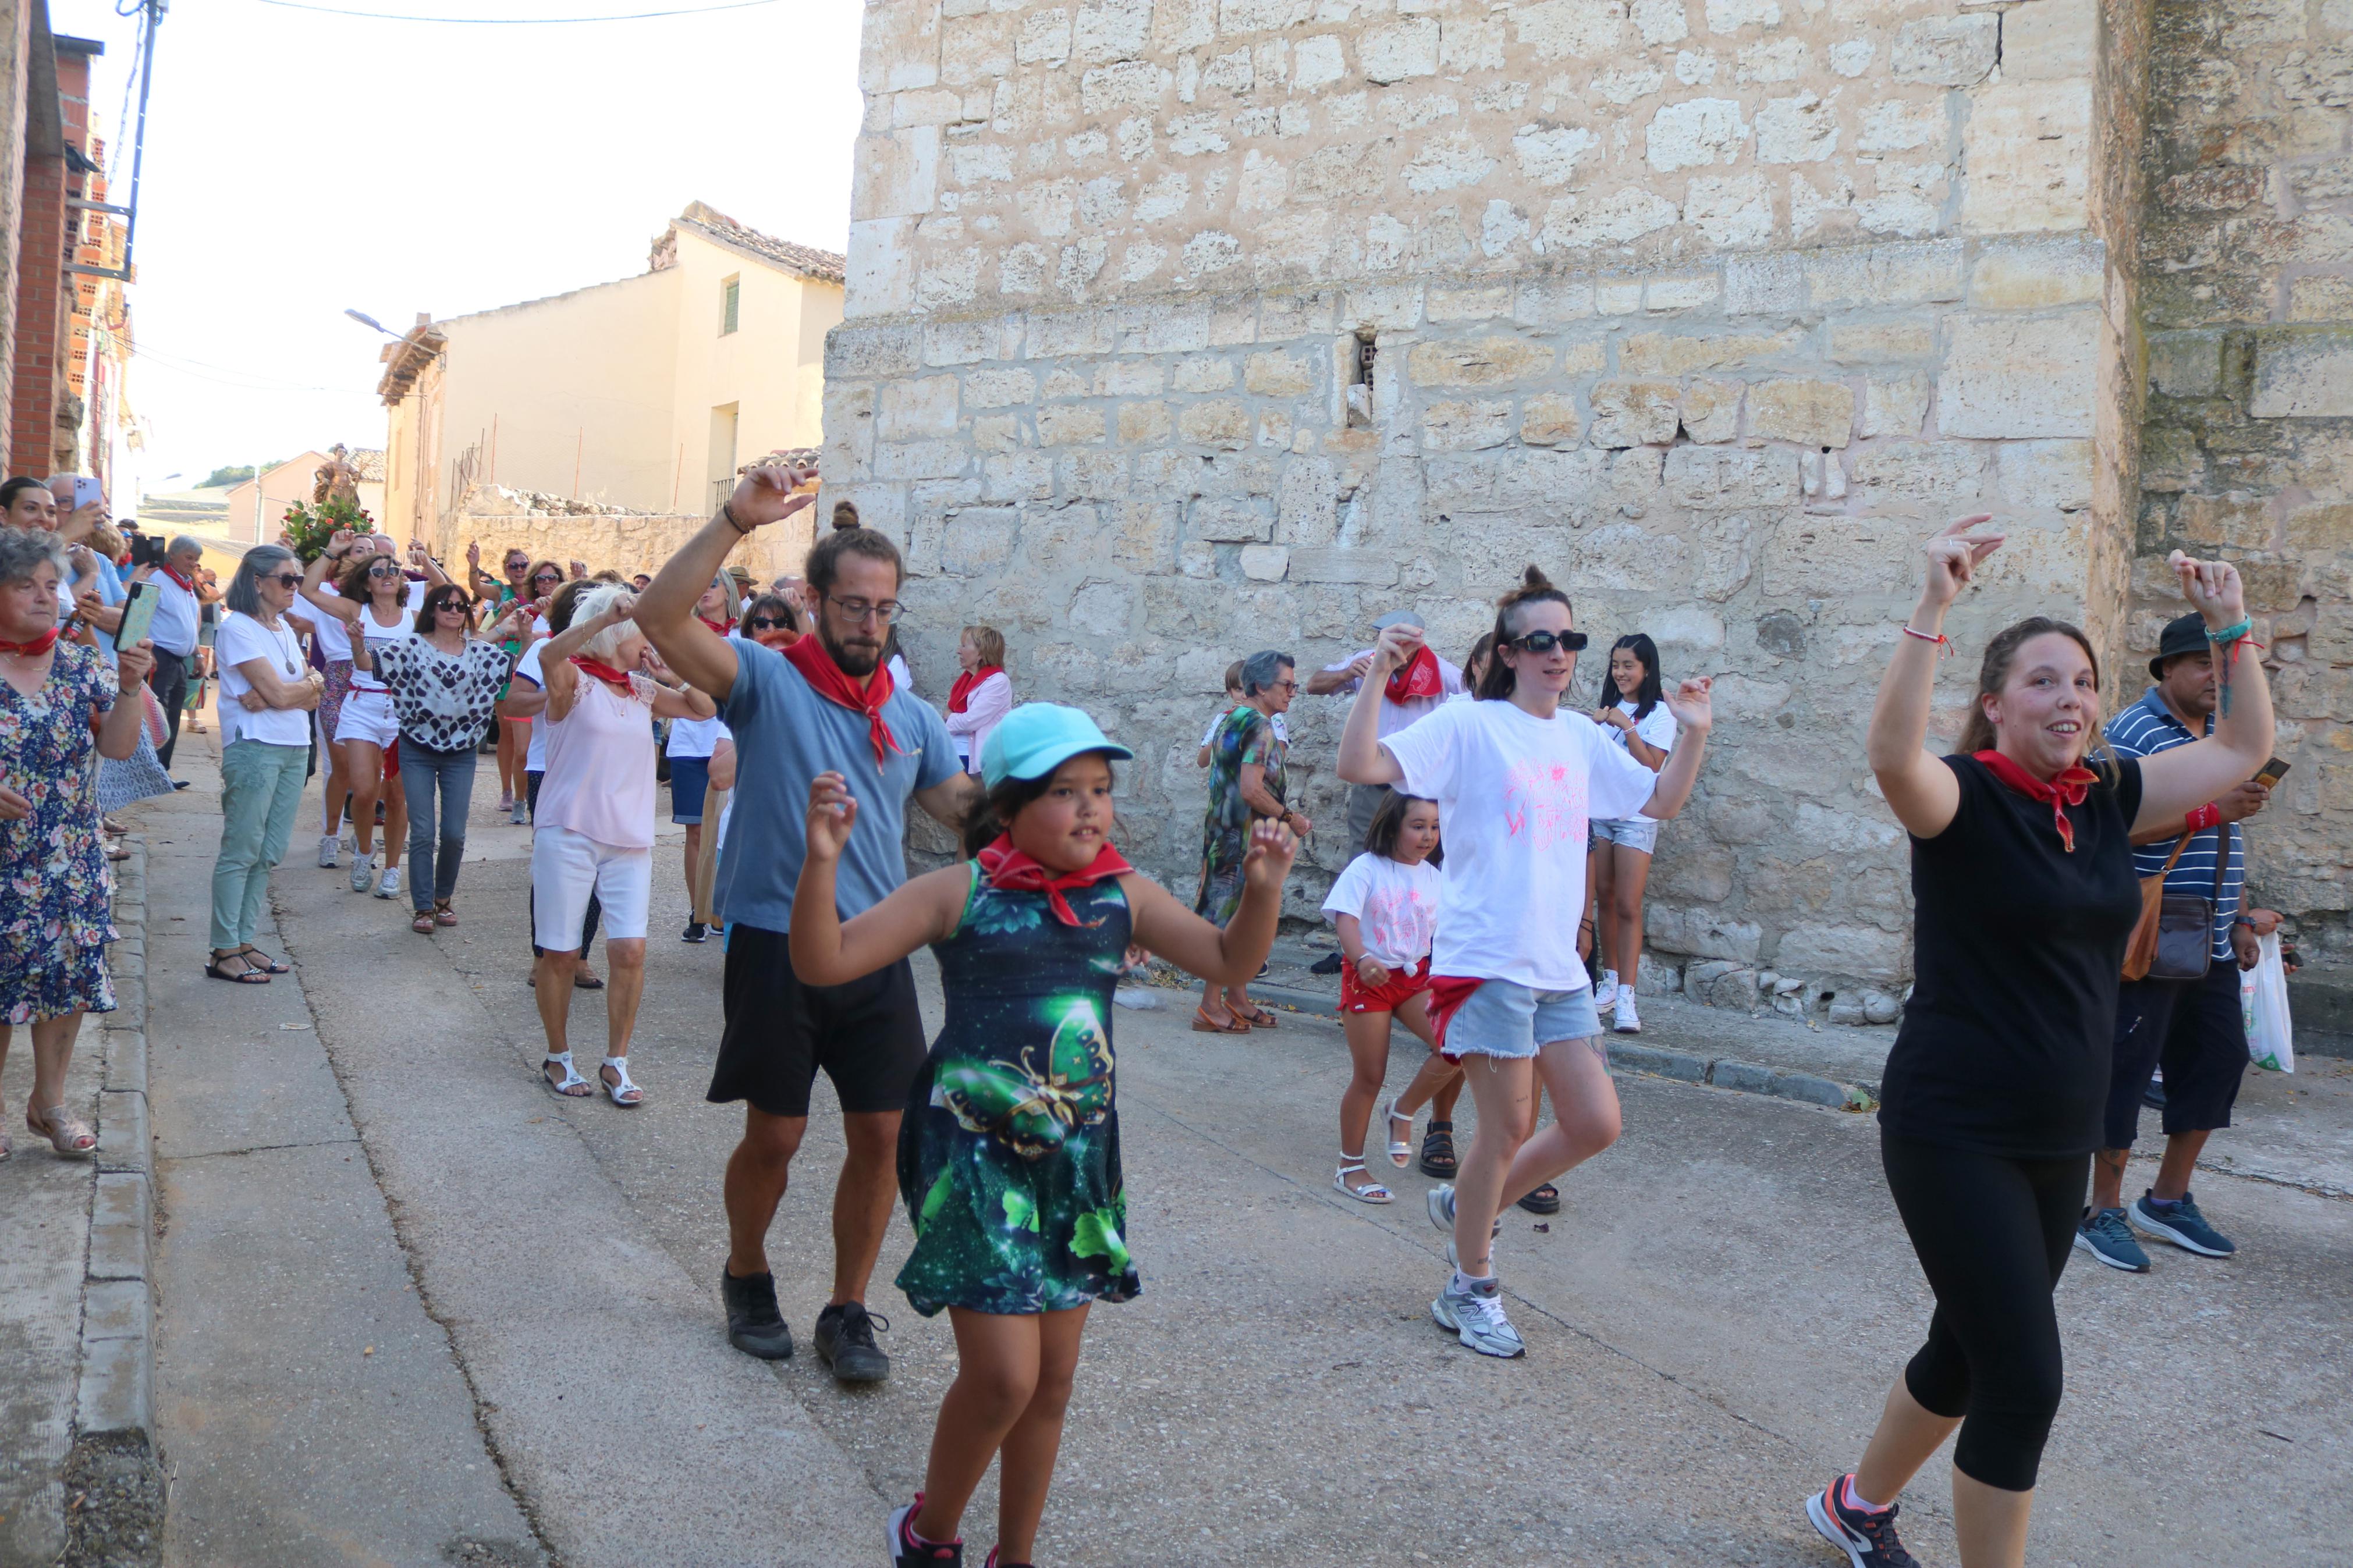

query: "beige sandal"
xmin=27 ymin=1105 xmax=97 ymax=1157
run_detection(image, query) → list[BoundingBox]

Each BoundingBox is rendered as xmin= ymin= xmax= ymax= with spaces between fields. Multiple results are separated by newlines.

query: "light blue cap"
xmin=979 ymin=703 xmax=1134 ymax=790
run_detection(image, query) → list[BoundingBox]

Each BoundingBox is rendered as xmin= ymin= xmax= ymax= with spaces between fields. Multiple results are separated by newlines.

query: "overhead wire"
xmin=253 ymin=0 xmax=782 ymax=22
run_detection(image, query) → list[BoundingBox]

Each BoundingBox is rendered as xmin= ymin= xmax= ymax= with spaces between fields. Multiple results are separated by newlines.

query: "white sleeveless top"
xmin=349 ymin=589 xmax=422 ymax=693
xmin=536 ymin=667 xmax=657 ymax=849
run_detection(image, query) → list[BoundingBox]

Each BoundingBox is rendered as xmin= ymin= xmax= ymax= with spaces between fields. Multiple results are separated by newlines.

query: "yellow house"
xmin=376 ymin=202 xmax=843 ymax=537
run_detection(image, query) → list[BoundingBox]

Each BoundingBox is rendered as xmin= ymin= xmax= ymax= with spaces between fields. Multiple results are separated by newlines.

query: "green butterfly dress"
xmin=895 ymin=866 xmax=1143 ymax=1317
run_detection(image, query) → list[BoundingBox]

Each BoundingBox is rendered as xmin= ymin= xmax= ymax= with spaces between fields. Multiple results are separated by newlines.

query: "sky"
xmin=51 ymin=0 xmax=863 ymax=494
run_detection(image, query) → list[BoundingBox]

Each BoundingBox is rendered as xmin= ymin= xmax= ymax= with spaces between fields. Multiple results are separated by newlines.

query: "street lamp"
xmin=344 ymin=308 xmax=395 ymax=336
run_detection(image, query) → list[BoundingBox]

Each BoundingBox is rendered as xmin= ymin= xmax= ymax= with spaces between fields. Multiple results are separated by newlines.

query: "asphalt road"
xmin=151 ymin=755 xmax=2350 ymax=1567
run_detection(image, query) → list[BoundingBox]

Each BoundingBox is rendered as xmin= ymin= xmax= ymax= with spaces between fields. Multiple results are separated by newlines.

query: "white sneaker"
xmin=1613 ymin=990 xmax=1641 ymax=1033
xmin=509 ymin=799 xmax=529 ymax=825
xmin=317 ymin=833 xmax=339 ymax=869
xmin=1595 ymin=971 xmax=1619 ymax=1014
xmin=349 ymin=852 xmax=374 ymax=894
xmin=375 ymin=865 xmax=401 ymax=899
xmin=1432 ymin=1276 xmax=1526 ymax=1358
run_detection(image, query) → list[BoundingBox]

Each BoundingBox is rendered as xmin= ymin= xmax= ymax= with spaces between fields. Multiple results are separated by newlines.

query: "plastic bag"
xmin=2241 ymin=932 xmax=2295 ymax=1073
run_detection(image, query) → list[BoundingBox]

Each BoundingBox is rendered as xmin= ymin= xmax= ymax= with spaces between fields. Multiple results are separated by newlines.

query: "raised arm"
xmin=1123 ymin=819 xmax=1297 ymax=985
xmin=96 ymin=641 xmax=157 ymax=760
xmin=1304 ymin=653 xmax=1372 ymax=697
xmin=535 ymin=593 xmax=630 ymax=724
xmin=638 ymin=463 xmax=815 ymax=702
xmin=1637 ymin=680 xmax=1713 ymax=820
xmin=410 ymin=539 xmax=450 ymax=589
xmin=299 ymin=536 xmax=364 ymax=626
xmin=2133 ymin=554 xmax=2276 ymax=830
xmin=1337 ymin=626 xmax=1419 ymax=787
xmin=1868 ymin=516 xmax=2003 ymax=839
xmin=788 ymin=773 xmax=969 ymax=985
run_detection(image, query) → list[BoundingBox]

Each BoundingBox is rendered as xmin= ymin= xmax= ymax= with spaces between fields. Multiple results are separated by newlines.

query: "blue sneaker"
xmin=2130 ymin=1190 xmax=2235 ymax=1258
xmin=2073 ymin=1207 xmax=2149 ymax=1272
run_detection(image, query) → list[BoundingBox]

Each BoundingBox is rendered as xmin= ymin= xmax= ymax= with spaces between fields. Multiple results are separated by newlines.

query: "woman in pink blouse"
xmin=943 ymin=623 xmax=1012 ymax=777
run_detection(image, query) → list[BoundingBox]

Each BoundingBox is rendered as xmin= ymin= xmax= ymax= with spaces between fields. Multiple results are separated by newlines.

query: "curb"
xmin=64 ymin=834 xmax=166 ymax=1566
xmin=1245 ymin=983 xmax=1878 ymax=1112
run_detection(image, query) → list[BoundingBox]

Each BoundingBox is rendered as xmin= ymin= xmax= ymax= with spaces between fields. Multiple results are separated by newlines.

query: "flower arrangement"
xmin=280 ymin=497 xmax=374 ymax=563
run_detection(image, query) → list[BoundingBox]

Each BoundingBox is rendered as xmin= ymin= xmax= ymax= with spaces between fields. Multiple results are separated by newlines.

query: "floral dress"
xmin=1 ymin=641 xmax=119 ymax=1023
xmin=1193 ymin=704 xmax=1284 ymax=927
xmin=896 ymin=868 xmax=1141 ymax=1317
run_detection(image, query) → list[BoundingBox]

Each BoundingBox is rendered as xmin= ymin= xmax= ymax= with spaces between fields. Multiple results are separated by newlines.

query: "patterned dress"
xmin=1193 ymin=704 xmax=1284 ymax=927
xmin=896 ymin=868 xmax=1142 ymax=1317
xmin=1 ymin=642 xmax=119 ymax=1024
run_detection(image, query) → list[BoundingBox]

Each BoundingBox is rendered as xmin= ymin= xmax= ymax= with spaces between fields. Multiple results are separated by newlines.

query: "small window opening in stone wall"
xmin=719 ymin=275 xmax=740 ymax=337
xmin=1346 ymin=329 xmax=1376 ymax=428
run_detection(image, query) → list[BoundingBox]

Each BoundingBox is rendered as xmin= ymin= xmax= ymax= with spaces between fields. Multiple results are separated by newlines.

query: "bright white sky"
xmin=52 ymin=0 xmax=863 ymax=493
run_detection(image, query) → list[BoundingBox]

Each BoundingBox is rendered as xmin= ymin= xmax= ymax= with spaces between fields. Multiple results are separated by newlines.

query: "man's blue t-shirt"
xmin=715 ymin=639 xmax=959 ymax=934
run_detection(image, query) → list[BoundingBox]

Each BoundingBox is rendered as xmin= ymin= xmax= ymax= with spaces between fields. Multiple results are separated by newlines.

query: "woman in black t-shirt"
xmin=1803 ymin=519 xmax=2274 ymax=1568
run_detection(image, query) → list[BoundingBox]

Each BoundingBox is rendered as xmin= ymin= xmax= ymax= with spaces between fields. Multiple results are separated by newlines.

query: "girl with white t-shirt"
xmin=1589 ymin=633 xmax=1676 ymax=1036
xmin=1338 ymin=566 xmax=1713 ymax=1359
xmin=1320 ymin=792 xmax=1461 ymax=1204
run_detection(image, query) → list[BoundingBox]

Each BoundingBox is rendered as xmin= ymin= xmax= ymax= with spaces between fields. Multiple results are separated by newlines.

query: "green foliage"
xmin=279 ymin=497 xmax=374 ymax=564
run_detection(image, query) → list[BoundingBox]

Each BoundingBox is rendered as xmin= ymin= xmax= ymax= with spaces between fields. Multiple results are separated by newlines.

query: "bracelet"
xmin=2183 ymin=802 xmax=2222 ymax=833
xmin=721 ymin=501 xmax=753 ymax=537
xmin=2205 ymin=617 xmax=2252 ymax=645
xmin=1900 ymin=624 xmax=1953 ymax=656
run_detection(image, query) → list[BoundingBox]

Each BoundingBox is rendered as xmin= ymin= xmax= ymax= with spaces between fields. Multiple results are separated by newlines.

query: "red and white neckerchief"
xmin=0 ymin=626 xmax=63 ymax=658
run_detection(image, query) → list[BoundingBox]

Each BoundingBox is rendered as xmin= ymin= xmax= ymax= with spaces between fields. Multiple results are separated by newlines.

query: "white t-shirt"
xmin=1321 ymin=851 xmax=1443 ymax=968
xmin=514 ymin=639 xmax=552 ymax=773
xmin=1320 ymin=649 xmax=1468 ymax=738
xmin=215 ymin=610 xmax=312 ymax=748
xmin=1379 ymin=699 xmax=1659 ymax=990
xmin=666 ymin=712 xmax=732 ymax=759
xmin=887 ymin=653 xmax=911 ymax=692
xmin=1599 ymin=700 xmax=1678 ymax=823
xmin=147 ymin=570 xmax=201 ymax=657
xmin=1200 ymin=707 xmax=1289 ymax=748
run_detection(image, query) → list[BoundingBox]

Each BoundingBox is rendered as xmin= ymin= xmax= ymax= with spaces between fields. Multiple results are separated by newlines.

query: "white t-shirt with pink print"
xmin=1321 ymin=851 xmax=1442 ymax=969
xmin=1379 ymin=698 xmax=1658 ymax=990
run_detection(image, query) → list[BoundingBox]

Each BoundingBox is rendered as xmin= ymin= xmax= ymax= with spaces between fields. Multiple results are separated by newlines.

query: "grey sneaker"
xmin=349 ymin=852 xmax=374 ymax=894
xmin=375 ymin=865 xmax=402 ymax=899
xmin=510 ymin=798 xmax=529 ymax=825
xmin=1432 ymin=1275 xmax=1525 ymax=1358
xmin=2072 ymin=1207 xmax=2150 ymax=1272
xmin=2129 ymin=1190 xmax=2236 ymax=1258
xmin=814 ymin=1300 xmax=890 ymax=1383
xmin=1424 ymin=1183 xmax=1501 ymax=1241
xmin=317 ymin=833 xmax=339 ymax=869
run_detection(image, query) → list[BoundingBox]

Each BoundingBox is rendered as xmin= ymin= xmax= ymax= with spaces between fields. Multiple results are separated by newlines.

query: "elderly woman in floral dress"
xmin=0 ymin=527 xmax=155 ymax=1158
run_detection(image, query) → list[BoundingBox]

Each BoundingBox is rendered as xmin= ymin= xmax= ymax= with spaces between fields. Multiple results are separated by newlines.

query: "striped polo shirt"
xmin=2105 ymin=686 xmax=2242 ymax=962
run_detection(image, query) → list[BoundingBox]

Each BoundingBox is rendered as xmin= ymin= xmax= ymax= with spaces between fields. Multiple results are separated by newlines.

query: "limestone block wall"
xmin=831 ymin=0 xmax=2143 ymax=992
xmin=2136 ymin=0 xmax=2353 ymax=966
xmin=447 ymin=488 xmax=815 ymax=591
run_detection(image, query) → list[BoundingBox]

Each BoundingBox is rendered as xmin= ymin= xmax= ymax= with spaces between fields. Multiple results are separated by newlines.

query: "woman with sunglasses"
xmin=206 ymin=545 xmax=325 ymax=983
xmin=358 ymin=582 xmax=527 ymax=934
xmin=1338 ymin=566 xmax=1713 ymax=1359
xmin=490 ymin=559 xmax=566 ymax=822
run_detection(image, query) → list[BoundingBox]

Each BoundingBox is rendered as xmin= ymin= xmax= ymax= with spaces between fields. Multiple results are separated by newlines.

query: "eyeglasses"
xmin=1508 ymin=630 xmax=1588 ymax=655
xmin=747 ymin=616 xmax=790 ymax=631
xmin=1269 ymin=679 xmax=1300 ymax=694
xmin=532 ymin=571 xmax=562 ymax=585
xmin=825 ymin=594 xmax=903 ymax=624
xmin=268 ymin=573 xmax=303 ymax=588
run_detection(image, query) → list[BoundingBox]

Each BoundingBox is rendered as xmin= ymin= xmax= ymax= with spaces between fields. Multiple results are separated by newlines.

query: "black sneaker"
xmin=1309 ymin=951 xmax=1344 ymax=976
xmin=1805 ymin=1474 xmax=1919 ymax=1568
xmin=721 ymin=1268 xmax=793 ymax=1360
xmin=682 ymin=921 xmax=708 ymax=944
xmin=886 ymin=1497 xmax=961 ymax=1565
xmin=815 ymin=1300 xmax=891 ymax=1383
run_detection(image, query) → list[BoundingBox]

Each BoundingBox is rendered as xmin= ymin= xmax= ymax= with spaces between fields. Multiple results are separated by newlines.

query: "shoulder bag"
xmin=2122 ymin=824 xmax=2226 ymax=982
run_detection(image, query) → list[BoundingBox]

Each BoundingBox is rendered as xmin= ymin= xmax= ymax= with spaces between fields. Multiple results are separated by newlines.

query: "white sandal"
xmin=600 ymin=1057 xmax=644 ymax=1107
xmin=1379 ymin=1094 xmax=1414 ymax=1168
xmin=541 ymin=1053 xmax=591 ymax=1098
xmin=1333 ymin=1157 xmax=1393 ymax=1204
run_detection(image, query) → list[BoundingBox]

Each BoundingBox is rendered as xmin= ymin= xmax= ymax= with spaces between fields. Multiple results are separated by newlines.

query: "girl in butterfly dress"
xmin=790 ymin=703 xmax=1295 ymax=1568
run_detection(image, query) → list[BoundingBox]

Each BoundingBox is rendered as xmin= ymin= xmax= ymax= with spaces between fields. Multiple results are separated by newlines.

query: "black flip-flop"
xmin=573 ymin=972 xmax=606 ymax=990
xmin=1419 ymin=1121 xmax=1458 ymax=1179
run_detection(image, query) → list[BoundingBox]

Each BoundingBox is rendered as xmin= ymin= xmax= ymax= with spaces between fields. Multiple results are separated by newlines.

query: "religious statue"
xmin=313 ymin=443 xmax=362 ymax=509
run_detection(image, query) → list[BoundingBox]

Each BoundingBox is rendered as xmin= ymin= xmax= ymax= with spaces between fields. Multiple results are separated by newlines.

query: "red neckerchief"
xmin=1974 ymin=749 xmax=2099 ymax=854
xmin=697 ymin=615 xmax=734 ymax=638
xmin=1385 ymin=643 xmax=1442 ymax=703
xmin=977 ymin=833 xmax=1134 ymax=927
xmin=159 ymin=563 xmax=195 ymax=592
xmin=1424 ymin=976 xmax=1486 ymax=1058
xmin=0 ymin=626 xmax=63 ymax=657
xmin=948 ymin=665 xmax=1003 ymax=714
xmin=567 ymin=656 xmax=636 ymax=696
xmin=783 ymin=634 xmax=900 ymax=769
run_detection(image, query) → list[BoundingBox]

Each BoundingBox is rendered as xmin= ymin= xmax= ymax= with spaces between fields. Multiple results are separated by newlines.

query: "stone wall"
xmin=2136 ymin=0 xmax=2353 ymax=967
xmin=445 ymin=486 xmax=815 ymax=592
xmin=828 ymin=0 xmax=2149 ymax=997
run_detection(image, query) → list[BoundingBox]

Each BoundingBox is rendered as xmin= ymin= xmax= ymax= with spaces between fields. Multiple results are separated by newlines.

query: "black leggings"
xmin=1880 ymin=1132 xmax=2089 ymax=1492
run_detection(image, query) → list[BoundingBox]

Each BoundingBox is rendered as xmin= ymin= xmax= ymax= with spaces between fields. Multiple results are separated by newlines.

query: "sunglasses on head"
xmin=1508 ymin=630 xmax=1588 ymax=655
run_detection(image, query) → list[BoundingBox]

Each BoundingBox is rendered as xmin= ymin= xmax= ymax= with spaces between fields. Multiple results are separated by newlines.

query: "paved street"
xmin=95 ymin=740 xmax=2352 ymax=1566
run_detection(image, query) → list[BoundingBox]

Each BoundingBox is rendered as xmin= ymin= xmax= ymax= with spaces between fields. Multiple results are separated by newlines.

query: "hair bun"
xmin=830 ymin=500 xmax=862 ymax=532
xmin=1521 ymin=565 xmax=1552 ymax=591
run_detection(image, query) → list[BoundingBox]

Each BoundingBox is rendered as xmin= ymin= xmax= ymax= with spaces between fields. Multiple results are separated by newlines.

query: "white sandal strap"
xmin=601 ymin=1057 xmax=642 ymax=1101
xmin=542 ymin=1053 xmax=588 ymax=1092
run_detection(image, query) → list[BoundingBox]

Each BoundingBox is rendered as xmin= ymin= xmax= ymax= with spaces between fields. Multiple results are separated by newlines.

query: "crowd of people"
xmin=0 ymin=456 xmax=2290 ymax=1568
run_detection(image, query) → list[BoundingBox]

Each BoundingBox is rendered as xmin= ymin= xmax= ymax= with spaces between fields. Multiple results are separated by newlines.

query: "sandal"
xmin=1333 ymin=1157 xmax=1393 ymax=1204
xmin=205 ymin=952 xmax=270 ymax=984
xmin=1191 ymin=1006 xmax=1250 ymax=1034
xmin=1233 ymin=1004 xmax=1279 ymax=1029
xmin=412 ymin=911 xmax=437 ymax=935
xmin=542 ymin=1053 xmax=592 ymax=1097
xmin=1419 ymin=1121 xmax=1458 ymax=1179
xmin=27 ymin=1105 xmax=97 ymax=1157
xmin=434 ymin=899 xmax=458 ymax=927
xmin=237 ymin=945 xmax=291 ymax=974
xmin=1517 ymin=1182 xmax=1561 ymax=1215
xmin=599 ymin=1057 xmax=645 ymax=1107
xmin=573 ymin=969 xmax=605 ymax=991
xmin=1379 ymin=1095 xmax=1415 ymax=1168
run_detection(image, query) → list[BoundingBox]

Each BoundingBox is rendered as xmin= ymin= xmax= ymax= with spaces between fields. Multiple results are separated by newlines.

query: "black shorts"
xmin=2103 ymin=964 xmax=2248 ymax=1150
xmin=706 ymin=922 xmax=928 ymax=1119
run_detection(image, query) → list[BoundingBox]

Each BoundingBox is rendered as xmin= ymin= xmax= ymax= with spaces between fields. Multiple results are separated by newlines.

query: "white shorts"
xmin=335 ymin=688 xmax=399 ymax=749
xmin=531 ymin=824 xmax=652 ymax=948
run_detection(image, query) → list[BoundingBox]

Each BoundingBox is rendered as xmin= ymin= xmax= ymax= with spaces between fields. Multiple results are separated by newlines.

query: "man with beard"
xmin=636 ymin=464 xmax=977 ymax=1385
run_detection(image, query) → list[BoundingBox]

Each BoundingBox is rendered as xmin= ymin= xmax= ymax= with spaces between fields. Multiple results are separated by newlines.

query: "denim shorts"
xmin=1592 ymin=816 xmax=1659 ymax=854
xmin=1445 ymin=979 xmax=1604 ymax=1059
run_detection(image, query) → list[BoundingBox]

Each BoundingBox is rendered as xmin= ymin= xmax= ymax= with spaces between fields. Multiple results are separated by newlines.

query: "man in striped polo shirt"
xmin=2076 ymin=613 xmax=2272 ymax=1273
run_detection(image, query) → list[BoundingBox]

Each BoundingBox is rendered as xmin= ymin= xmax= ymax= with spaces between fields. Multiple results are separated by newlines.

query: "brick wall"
xmin=2137 ymin=0 xmax=2353 ymax=965
xmin=8 ymin=146 xmax=65 ymax=472
xmin=0 ymin=1 xmax=32 ymax=477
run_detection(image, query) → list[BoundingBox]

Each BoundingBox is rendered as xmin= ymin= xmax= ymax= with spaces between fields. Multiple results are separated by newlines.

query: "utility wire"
xmin=254 ymin=0 xmax=781 ymax=22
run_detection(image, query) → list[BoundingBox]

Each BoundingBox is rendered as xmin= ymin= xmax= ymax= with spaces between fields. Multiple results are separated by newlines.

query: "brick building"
xmin=0 ymin=1 xmax=105 ymax=483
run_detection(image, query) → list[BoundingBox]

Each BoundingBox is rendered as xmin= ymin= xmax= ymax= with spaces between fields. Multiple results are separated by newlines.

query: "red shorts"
xmin=383 ymin=737 xmax=401 ymax=779
xmin=1341 ymin=955 xmax=1432 ymax=1014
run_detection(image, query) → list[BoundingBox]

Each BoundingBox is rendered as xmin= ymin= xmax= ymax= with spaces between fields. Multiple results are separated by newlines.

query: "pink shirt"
xmin=535 ymin=670 xmax=657 ymax=849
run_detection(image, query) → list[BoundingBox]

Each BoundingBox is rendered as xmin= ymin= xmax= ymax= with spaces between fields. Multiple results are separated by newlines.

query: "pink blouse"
xmin=535 ymin=670 xmax=657 ymax=849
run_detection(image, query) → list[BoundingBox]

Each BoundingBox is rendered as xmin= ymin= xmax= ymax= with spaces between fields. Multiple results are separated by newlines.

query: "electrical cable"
xmin=253 ymin=0 xmax=781 ymax=22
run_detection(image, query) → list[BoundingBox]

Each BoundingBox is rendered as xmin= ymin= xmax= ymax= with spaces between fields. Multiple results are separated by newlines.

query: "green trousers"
xmin=211 ymin=741 xmax=307 ymax=952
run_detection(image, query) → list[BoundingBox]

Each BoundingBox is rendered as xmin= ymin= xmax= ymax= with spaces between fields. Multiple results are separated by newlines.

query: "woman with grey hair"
xmin=1 ymin=527 xmax=155 ymax=1154
xmin=357 ymin=581 xmax=513 ymax=934
xmin=205 ymin=544 xmax=323 ymax=984
xmin=1193 ymin=648 xmax=1311 ymax=1032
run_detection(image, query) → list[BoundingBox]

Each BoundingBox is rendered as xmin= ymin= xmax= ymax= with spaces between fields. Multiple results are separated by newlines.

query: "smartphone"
xmin=114 ymin=580 xmax=159 ymax=651
xmin=2253 ymin=757 xmax=2291 ymax=789
xmin=46 ymin=474 xmax=102 ymax=513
